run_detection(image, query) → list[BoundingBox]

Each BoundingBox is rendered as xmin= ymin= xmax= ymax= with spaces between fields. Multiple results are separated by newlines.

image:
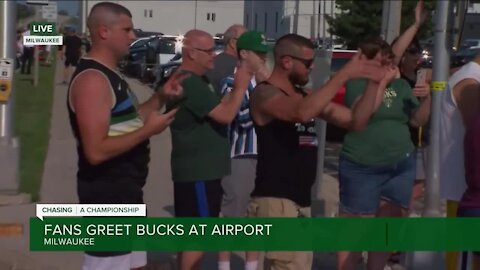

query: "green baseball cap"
xmin=236 ymin=31 xmax=271 ymax=53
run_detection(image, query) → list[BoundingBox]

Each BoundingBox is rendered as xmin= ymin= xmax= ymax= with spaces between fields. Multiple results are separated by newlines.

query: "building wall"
xmin=84 ymin=0 xmax=245 ymax=36
xmin=243 ymin=0 xmax=338 ymax=40
xmin=244 ymin=1 xmax=286 ymax=39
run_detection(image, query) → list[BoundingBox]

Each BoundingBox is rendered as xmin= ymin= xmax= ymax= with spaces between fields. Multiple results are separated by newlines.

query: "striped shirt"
xmin=220 ymin=74 xmax=257 ymax=157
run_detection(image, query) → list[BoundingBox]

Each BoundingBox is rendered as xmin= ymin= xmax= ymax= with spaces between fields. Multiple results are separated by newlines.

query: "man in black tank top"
xmin=249 ymin=34 xmax=388 ymax=269
xmin=67 ymin=3 xmax=184 ymax=270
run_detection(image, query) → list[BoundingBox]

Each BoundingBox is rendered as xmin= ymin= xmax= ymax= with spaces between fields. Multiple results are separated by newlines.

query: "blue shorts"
xmin=173 ymin=179 xmax=222 ymax=217
xmin=338 ymin=153 xmax=416 ymax=215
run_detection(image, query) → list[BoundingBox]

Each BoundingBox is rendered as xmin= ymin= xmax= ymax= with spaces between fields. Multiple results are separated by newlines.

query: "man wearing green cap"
xmin=217 ymin=31 xmax=271 ymax=270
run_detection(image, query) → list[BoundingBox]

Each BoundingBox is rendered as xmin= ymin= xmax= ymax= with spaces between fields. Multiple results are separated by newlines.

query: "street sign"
xmin=26 ymin=0 xmax=49 ymax=5
xmin=42 ymin=2 xmax=57 ymax=22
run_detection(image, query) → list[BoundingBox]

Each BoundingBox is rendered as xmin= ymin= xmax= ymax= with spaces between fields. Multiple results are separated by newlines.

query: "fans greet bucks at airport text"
xmin=23 ymin=22 xmax=63 ymax=46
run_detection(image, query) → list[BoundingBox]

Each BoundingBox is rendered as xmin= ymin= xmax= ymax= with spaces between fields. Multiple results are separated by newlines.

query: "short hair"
xmin=223 ymin=24 xmax=243 ymax=45
xmin=358 ymin=36 xmax=393 ymax=60
xmin=87 ymin=2 xmax=132 ymax=30
xmin=274 ymin=34 xmax=314 ymax=58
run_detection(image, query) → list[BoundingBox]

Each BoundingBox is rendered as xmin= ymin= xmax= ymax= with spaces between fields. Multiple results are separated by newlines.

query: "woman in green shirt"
xmin=336 ymin=37 xmax=431 ymax=270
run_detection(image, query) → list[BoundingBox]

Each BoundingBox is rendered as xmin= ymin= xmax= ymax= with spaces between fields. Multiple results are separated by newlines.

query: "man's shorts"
xmin=221 ymin=157 xmax=256 ymax=217
xmin=338 ymin=152 xmax=416 ymax=215
xmin=82 ymin=251 xmax=146 ymax=270
xmin=65 ymin=56 xmax=80 ymax=67
xmin=174 ymin=179 xmax=222 ymax=217
xmin=248 ymin=197 xmax=312 ymax=270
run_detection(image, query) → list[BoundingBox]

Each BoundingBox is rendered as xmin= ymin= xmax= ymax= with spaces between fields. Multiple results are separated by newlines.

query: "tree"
xmin=326 ymin=0 xmax=435 ymax=49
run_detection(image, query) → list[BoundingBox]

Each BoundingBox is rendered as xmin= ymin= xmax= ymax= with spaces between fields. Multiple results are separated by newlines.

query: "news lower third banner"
xmin=30 ymin=217 xmax=480 ymax=251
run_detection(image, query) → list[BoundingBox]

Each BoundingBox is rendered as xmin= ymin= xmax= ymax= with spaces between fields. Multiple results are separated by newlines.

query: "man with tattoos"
xmin=248 ymin=33 xmax=386 ymax=270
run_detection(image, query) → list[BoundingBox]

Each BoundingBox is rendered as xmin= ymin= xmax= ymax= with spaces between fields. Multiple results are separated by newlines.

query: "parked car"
xmin=142 ymin=35 xmax=181 ymax=84
xmin=451 ymin=47 xmax=480 ymax=68
xmin=119 ymin=37 xmax=151 ymax=77
xmin=134 ymin=29 xmax=163 ymax=38
xmin=460 ymin=39 xmax=480 ymax=49
xmin=152 ymin=37 xmax=226 ymax=89
xmin=120 ymin=35 xmax=182 ymax=84
xmin=153 ymin=61 xmax=182 ymax=91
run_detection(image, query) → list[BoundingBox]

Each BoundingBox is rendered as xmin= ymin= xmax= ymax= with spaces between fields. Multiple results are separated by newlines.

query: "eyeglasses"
xmin=192 ymin=47 xmax=216 ymax=54
xmin=406 ymin=47 xmax=422 ymax=55
xmin=282 ymin=55 xmax=314 ymax=69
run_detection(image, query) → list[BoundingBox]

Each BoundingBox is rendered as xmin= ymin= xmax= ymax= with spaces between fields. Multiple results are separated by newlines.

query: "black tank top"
xmin=251 ymin=82 xmax=318 ymax=207
xmin=67 ymin=58 xmax=150 ymax=203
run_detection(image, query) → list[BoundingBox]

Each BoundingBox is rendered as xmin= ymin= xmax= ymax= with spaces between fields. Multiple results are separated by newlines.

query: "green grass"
xmin=14 ymin=60 xmax=55 ymax=202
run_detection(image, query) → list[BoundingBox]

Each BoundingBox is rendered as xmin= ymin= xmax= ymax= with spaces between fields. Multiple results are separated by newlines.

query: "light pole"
xmin=0 ymin=0 xmax=20 ymax=195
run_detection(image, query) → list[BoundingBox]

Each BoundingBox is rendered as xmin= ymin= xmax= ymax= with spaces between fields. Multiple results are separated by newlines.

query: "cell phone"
xmin=416 ymin=68 xmax=427 ymax=86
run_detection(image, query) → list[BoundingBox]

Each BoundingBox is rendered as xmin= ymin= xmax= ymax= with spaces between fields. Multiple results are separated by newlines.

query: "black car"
xmin=120 ymin=36 xmax=180 ymax=84
xmin=119 ymin=37 xmax=151 ymax=78
xmin=153 ymin=61 xmax=181 ymax=91
xmin=451 ymin=47 xmax=480 ymax=68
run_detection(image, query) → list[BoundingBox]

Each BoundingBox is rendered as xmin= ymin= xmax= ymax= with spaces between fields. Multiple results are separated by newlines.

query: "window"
xmin=212 ymin=13 xmax=216 ymax=22
xmin=156 ymin=38 xmax=176 ymax=55
xmin=207 ymin=13 xmax=210 ymax=21
xmin=144 ymin=9 xmax=147 ymax=17
xmin=246 ymin=14 xmax=249 ymax=28
xmin=149 ymin=10 xmax=152 ymax=18
xmin=254 ymin=13 xmax=258 ymax=30
xmin=264 ymin=12 xmax=267 ymax=32
xmin=275 ymin=12 xmax=278 ymax=33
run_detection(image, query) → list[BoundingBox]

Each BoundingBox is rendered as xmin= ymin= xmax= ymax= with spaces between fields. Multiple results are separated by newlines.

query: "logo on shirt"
xmin=296 ymin=121 xmax=318 ymax=147
xmin=383 ymin=87 xmax=397 ymax=108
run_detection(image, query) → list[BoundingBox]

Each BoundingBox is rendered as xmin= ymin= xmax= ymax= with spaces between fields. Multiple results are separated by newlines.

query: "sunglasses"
xmin=282 ymin=55 xmax=314 ymax=69
xmin=406 ymin=47 xmax=422 ymax=55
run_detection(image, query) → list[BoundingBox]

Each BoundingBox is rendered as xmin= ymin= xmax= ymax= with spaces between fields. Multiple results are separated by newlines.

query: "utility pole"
xmin=194 ymin=0 xmax=197 ymax=29
xmin=81 ymin=1 xmax=88 ymax=35
xmin=406 ymin=1 xmax=450 ymax=268
xmin=310 ymin=0 xmax=316 ymax=40
xmin=381 ymin=0 xmax=402 ymax=43
xmin=0 ymin=1 xmax=21 ymax=197
xmin=310 ymin=0 xmax=333 ymax=217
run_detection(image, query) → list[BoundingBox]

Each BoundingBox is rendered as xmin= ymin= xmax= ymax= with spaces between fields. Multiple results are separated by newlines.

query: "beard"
xmin=288 ymin=71 xmax=309 ymax=86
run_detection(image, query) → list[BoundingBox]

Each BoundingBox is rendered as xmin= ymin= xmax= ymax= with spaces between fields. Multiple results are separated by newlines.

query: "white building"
xmin=82 ymin=0 xmax=245 ymax=36
xmin=244 ymin=0 xmax=338 ymax=40
xmin=82 ymin=0 xmax=338 ymax=39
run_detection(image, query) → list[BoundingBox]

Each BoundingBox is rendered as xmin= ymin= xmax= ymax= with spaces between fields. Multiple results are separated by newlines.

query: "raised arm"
xmin=208 ymin=62 xmax=252 ymax=124
xmin=392 ymin=0 xmax=429 ymax=66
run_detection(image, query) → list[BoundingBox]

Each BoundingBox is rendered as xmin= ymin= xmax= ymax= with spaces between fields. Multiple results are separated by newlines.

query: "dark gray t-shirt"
xmin=206 ymin=53 xmax=237 ymax=94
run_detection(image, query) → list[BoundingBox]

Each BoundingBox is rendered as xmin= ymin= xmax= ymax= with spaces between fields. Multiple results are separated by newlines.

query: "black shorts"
xmin=174 ymin=179 xmax=222 ymax=217
xmin=64 ymin=56 xmax=79 ymax=67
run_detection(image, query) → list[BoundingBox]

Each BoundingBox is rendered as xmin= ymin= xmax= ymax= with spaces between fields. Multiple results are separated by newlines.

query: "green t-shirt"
xmin=341 ymin=78 xmax=419 ymax=166
xmin=168 ymin=72 xmax=230 ymax=182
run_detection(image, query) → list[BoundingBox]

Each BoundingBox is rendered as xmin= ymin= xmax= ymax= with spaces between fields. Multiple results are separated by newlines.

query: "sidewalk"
xmin=0 ymin=58 xmax=358 ymax=270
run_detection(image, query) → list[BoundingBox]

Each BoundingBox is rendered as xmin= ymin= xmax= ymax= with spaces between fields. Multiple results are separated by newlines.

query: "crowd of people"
xmin=64 ymin=1 xmax=479 ymax=270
